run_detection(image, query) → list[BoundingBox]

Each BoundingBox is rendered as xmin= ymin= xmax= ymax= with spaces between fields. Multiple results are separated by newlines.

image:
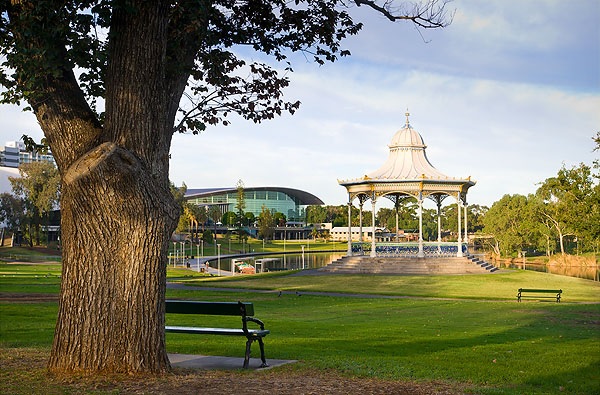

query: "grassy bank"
xmin=1 ymin=263 xmax=599 ymax=394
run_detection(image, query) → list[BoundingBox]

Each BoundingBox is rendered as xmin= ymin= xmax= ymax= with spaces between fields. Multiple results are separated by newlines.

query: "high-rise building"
xmin=0 ymin=141 xmax=55 ymax=168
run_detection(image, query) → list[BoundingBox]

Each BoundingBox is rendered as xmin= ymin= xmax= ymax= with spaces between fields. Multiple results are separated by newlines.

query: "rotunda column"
xmin=370 ymin=197 xmax=377 ymax=258
xmin=436 ymin=200 xmax=442 ymax=243
xmin=436 ymin=199 xmax=442 ymax=254
xmin=359 ymin=200 xmax=364 ymax=243
xmin=417 ymin=193 xmax=424 ymax=258
xmin=395 ymin=209 xmax=399 ymax=242
xmin=347 ymin=198 xmax=353 ymax=257
xmin=456 ymin=197 xmax=463 ymax=257
xmin=463 ymin=200 xmax=469 ymax=247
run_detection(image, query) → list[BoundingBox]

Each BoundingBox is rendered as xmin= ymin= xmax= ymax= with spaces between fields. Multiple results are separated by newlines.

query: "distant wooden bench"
xmin=165 ymin=300 xmax=270 ymax=368
xmin=517 ymin=288 xmax=562 ymax=303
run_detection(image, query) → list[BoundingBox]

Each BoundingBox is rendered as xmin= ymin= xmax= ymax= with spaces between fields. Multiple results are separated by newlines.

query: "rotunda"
xmin=338 ymin=112 xmax=476 ymax=258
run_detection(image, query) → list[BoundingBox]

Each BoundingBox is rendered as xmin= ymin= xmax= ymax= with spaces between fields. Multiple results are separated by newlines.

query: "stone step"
xmin=320 ymin=256 xmax=499 ymax=275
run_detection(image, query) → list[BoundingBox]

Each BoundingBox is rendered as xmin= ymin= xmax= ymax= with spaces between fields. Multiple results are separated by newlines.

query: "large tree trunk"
xmin=48 ymin=143 xmax=178 ymax=373
xmin=42 ymin=1 xmax=181 ymax=374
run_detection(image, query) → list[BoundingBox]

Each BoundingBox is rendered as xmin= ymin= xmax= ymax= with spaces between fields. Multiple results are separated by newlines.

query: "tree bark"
xmin=49 ymin=143 xmax=178 ymax=373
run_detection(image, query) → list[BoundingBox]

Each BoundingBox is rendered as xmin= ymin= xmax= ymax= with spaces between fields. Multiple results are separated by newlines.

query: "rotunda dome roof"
xmin=389 ymin=123 xmax=426 ymax=149
xmin=338 ymin=111 xmax=476 ymax=194
xmin=365 ymin=112 xmax=448 ymax=181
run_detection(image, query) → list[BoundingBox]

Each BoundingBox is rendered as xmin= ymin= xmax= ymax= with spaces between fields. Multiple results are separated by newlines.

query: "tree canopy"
xmin=257 ymin=204 xmax=274 ymax=240
xmin=0 ymin=192 xmax=25 ymax=241
xmin=1 ymin=0 xmax=451 ymax=136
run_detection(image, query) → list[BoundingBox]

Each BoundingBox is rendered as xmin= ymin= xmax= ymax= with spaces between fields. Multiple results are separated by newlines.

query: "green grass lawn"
xmin=176 ymin=268 xmax=600 ymax=302
xmin=1 ymin=262 xmax=599 ymax=394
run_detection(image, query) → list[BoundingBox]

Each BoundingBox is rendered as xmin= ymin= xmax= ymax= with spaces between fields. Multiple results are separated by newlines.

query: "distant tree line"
xmin=483 ymin=135 xmax=599 ymax=257
xmin=483 ymin=162 xmax=599 ymax=257
xmin=0 ymin=161 xmax=60 ymax=247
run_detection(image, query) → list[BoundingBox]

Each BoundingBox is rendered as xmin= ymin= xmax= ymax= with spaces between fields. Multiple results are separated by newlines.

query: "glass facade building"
xmin=185 ymin=187 xmax=324 ymax=223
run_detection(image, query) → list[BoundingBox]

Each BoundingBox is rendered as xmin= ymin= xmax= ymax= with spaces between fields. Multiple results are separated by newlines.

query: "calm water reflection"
xmin=498 ymin=261 xmax=599 ymax=281
xmin=212 ymin=252 xmax=345 ymax=273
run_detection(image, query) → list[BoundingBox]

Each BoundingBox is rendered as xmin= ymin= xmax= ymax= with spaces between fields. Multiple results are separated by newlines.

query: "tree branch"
xmin=353 ymin=0 xmax=453 ymax=28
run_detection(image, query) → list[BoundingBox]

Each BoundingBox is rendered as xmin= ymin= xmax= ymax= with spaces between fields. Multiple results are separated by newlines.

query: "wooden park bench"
xmin=165 ymin=300 xmax=270 ymax=368
xmin=517 ymin=288 xmax=562 ymax=303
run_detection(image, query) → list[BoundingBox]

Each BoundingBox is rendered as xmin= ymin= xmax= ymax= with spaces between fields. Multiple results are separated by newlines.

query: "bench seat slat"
xmin=519 ymin=297 xmax=559 ymax=301
xmin=165 ymin=325 xmax=270 ymax=337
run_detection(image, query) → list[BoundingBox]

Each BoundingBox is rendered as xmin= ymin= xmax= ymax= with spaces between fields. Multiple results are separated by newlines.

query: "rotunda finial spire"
xmin=405 ymin=109 xmax=411 ymax=128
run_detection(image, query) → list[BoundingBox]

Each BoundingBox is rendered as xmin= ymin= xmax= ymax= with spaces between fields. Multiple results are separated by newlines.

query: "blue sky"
xmin=1 ymin=0 xmax=599 ymax=209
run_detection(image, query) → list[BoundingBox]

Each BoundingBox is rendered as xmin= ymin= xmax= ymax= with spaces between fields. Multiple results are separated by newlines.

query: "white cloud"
xmin=0 ymin=105 xmax=42 ymax=141
xmin=454 ymin=0 xmax=566 ymax=52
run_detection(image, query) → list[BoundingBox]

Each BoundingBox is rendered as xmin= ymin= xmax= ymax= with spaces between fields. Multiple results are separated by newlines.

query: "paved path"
xmin=168 ymin=353 xmax=297 ymax=371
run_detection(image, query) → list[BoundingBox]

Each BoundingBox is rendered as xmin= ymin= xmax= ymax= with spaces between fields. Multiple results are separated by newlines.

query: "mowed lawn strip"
xmin=0 ymin=264 xmax=62 ymax=294
xmin=1 ymin=263 xmax=599 ymax=394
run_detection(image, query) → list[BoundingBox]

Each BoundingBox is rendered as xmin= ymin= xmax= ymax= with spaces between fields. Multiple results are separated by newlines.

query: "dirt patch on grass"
xmin=1 ymin=348 xmax=469 ymax=395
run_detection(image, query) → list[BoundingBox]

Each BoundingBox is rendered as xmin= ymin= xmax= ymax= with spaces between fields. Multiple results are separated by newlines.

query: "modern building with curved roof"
xmin=185 ymin=186 xmax=324 ymax=223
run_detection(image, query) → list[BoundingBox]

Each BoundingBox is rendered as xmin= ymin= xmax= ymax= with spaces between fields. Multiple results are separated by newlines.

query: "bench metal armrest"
xmin=244 ymin=316 xmax=266 ymax=330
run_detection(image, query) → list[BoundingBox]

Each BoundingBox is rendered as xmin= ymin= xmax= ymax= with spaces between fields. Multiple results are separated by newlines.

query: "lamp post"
xmin=301 ymin=245 xmax=305 ymax=269
xmin=173 ymin=242 xmax=177 ymax=266
xmin=217 ymin=244 xmax=221 ymax=276
xmin=180 ymin=241 xmax=186 ymax=266
xmin=171 ymin=242 xmax=176 ymax=266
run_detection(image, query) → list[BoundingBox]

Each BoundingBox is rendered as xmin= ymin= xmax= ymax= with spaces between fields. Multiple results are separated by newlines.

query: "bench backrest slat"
xmin=518 ymin=289 xmax=562 ymax=293
xmin=166 ymin=300 xmax=255 ymax=316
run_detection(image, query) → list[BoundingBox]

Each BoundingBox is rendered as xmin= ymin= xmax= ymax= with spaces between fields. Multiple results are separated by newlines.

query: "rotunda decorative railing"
xmin=351 ymin=242 xmax=467 ymax=258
